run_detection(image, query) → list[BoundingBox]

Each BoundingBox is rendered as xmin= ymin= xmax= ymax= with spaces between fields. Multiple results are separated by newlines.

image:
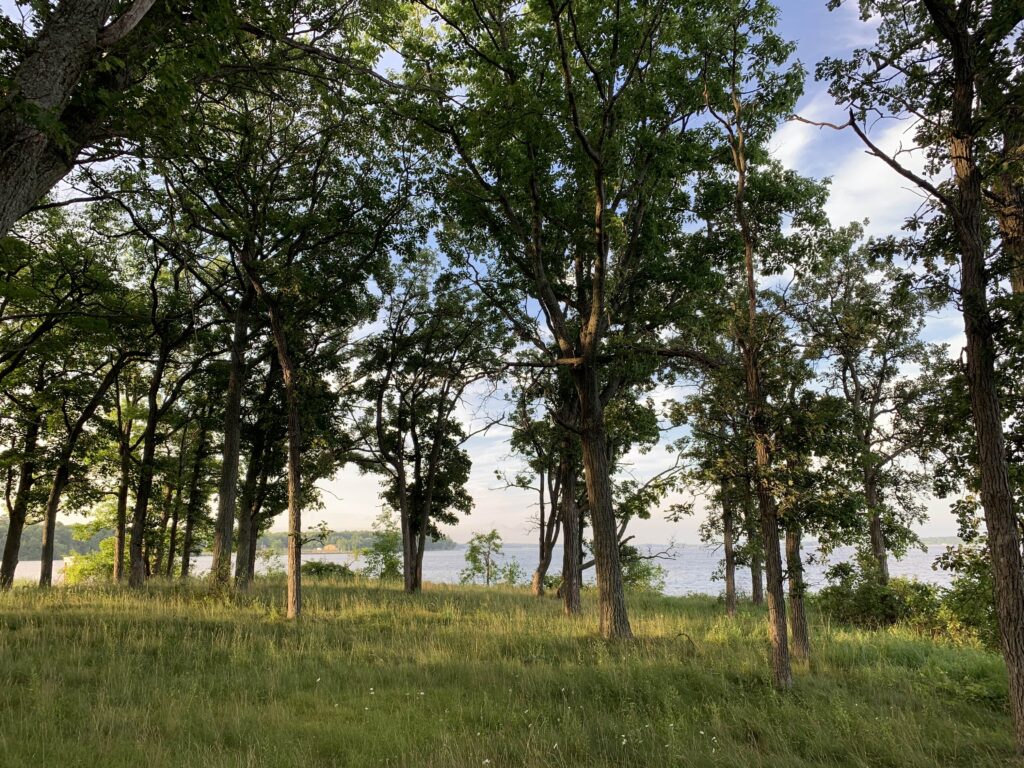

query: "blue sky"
xmin=1 ymin=1 xmax=965 ymax=543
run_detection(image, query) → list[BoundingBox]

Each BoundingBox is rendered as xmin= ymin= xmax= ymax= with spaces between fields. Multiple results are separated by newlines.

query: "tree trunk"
xmin=261 ymin=308 xmax=302 ymax=618
xmin=559 ymin=439 xmax=581 ymax=615
xmin=743 ymin=477 xmax=764 ymax=605
xmin=234 ymin=435 xmax=265 ymax=590
xmin=245 ymin=462 xmax=272 ymax=586
xmin=786 ymin=527 xmax=810 ymax=661
xmin=721 ymin=480 xmax=737 ymax=617
xmin=397 ymin=469 xmax=416 ymax=594
xmin=575 ymin=367 xmax=631 ymax=640
xmin=235 ymin=355 xmax=276 ymax=589
xmin=954 ymin=135 xmax=1024 ymax=752
xmin=179 ymin=417 xmax=209 ymax=579
xmin=129 ymin=351 xmax=168 ymax=588
xmin=0 ymin=411 xmax=42 ymax=589
xmin=865 ymin=471 xmax=889 ymax=582
xmin=165 ymin=484 xmax=182 ymax=578
xmin=210 ymin=288 xmax=253 ymax=587
xmin=994 ymin=119 xmax=1024 ymax=296
xmin=750 ymin=555 xmax=764 ymax=606
xmin=152 ymin=484 xmax=173 ymax=576
xmin=243 ymin=261 xmax=302 ymax=617
xmin=113 ymin=425 xmax=132 ymax=582
xmin=414 ymin=523 xmax=427 ymax=590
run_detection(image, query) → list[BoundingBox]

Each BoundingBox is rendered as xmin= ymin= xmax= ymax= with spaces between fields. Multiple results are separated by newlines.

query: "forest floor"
xmin=0 ymin=579 xmax=1013 ymax=767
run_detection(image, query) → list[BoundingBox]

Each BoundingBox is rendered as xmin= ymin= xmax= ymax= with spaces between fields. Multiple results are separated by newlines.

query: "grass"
xmin=0 ymin=578 xmax=1014 ymax=767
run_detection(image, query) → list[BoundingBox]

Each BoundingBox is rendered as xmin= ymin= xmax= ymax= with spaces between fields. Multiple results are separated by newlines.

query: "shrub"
xmin=362 ymin=510 xmax=402 ymax=581
xmin=498 ymin=559 xmax=526 ymax=586
xmin=816 ymin=556 xmax=940 ymax=629
xmin=301 ymin=560 xmax=355 ymax=579
xmin=63 ymin=537 xmax=117 ymax=586
xmin=935 ymin=544 xmax=998 ymax=649
xmin=621 ymin=545 xmax=668 ymax=594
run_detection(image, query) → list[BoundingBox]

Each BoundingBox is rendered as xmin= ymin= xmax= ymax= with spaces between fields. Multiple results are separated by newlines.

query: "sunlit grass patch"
xmin=0 ymin=580 xmax=1013 ymax=767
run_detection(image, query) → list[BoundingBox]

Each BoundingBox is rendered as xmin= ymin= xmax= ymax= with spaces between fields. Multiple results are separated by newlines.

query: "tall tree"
xmin=411 ymin=0 xmax=719 ymax=639
xmin=356 ymin=261 xmax=506 ymax=593
xmin=817 ymin=0 xmax=1024 ymax=748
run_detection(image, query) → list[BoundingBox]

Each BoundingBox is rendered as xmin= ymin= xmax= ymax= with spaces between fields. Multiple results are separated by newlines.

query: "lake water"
xmin=13 ymin=541 xmax=956 ymax=595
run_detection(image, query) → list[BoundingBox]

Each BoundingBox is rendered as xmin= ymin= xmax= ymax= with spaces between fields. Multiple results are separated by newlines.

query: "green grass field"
xmin=0 ymin=579 xmax=1013 ymax=767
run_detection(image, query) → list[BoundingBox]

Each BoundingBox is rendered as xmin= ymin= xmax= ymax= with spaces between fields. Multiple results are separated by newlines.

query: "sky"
xmin=1 ymin=1 xmax=967 ymax=543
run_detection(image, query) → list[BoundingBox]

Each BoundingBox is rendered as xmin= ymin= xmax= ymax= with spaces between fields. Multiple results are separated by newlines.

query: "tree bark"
xmin=864 ymin=470 xmax=889 ymax=582
xmin=741 ymin=472 xmax=764 ymax=605
xmin=786 ymin=527 xmax=810 ymax=661
xmin=575 ymin=366 xmax=631 ymax=640
xmin=721 ymin=480 xmax=737 ymax=617
xmin=953 ymin=108 xmax=1024 ymax=760
xmin=210 ymin=288 xmax=253 ymax=587
xmin=559 ymin=436 xmax=581 ymax=615
xmin=0 ymin=0 xmax=113 ymax=237
xmin=234 ymin=430 xmax=265 ymax=590
xmin=0 ymin=410 xmax=42 ymax=589
xmin=165 ymin=483 xmax=182 ymax=578
xmin=152 ymin=483 xmax=173 ymax=576
xmin=113 ymin=419 xmax=132 ymax=582
xmin=179 ymin=416 xmax=209 ymax=579
xmin=921 ymin=2 xmax=1024 ymax=748
xmin=128 ymin=350 xmax=168 ymax=588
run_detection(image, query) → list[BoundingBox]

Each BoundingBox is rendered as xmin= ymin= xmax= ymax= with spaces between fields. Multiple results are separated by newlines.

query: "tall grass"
xmin=0 ymin=578 xmax=1013 ymax=767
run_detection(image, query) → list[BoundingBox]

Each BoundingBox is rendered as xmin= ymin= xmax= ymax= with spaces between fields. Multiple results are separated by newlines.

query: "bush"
xmin=362 ymin=511 xmax=402 ymax=581
xmin=63 ymin=537 xmax=117 ymax=586
xmin=935 ymin=544 xmax=999 ymax=649
xmin=816 ymin=556 xmax=940 ymax=629
xmin=301 ymin=560 xmax=355 ymax=580
xmin=621 ymin=545 xmax=668 ymax=594
xmin=498 ymin=559 xmax=526 ymax=586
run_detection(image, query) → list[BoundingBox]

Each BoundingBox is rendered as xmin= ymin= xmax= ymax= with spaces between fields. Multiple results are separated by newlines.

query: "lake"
xmin=13 ymin=541 xmax=957 ymax=594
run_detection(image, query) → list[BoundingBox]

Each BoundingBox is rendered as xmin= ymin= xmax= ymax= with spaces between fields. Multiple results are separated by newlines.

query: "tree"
xmin=460 ymin=529 xmax=504 ymax=587
xmin=356 ymin=259 xmax=506 ymax=593
xmin=816 ymin=0 xmax=1024 ymax=748
xmin=792 ymin=229 xmax=939 ymax=581
xmin=410 ymin=0 xmax=722 ymax=639
xmin=697 ymin=0 xmax=822 ymax=688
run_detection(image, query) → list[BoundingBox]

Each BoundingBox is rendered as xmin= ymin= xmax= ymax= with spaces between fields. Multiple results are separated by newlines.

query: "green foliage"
xmin=62 ymin=537 xmax=117 ymax=586
xmin=620 ymin=546 xmax=668 ymax=595
xmin=818 ymin=559 xmax=941 ymax=629
xmin=497 ymin=559 xmax=526 ymax=587
xmin=817 ymin=553 xmax=998 ymax=649
xmin=300 ymin=560 xmax=355 ymax=580
xmin=361 ymin=510 xmax=403 ymax=581
xmin=0 ymin=519 xmax=112 ymax=560
xmin=936 ymin=543 xmax=999 ymax=650
xmin=460 ymin=529 xmax=504 ymax=586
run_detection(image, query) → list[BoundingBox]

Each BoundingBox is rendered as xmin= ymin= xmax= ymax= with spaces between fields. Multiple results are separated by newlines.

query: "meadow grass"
xmin=0 ymin=578 xmax=1013 ymax=767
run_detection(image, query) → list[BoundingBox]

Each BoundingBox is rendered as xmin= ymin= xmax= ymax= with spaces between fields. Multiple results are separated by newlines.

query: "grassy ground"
xmin=0 ymin=578 xmax=1014 ymax=767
